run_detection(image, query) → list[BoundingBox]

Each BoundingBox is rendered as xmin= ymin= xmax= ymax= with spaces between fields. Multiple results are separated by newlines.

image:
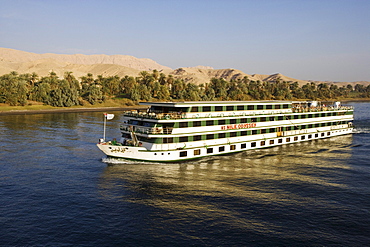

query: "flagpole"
xmin=103 ymin=113 xmax=106 ymax=141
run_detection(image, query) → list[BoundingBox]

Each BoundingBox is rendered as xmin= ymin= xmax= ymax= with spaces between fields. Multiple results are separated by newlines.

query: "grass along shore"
xmin=0 ymin=98 xmax=368 ymax=116
xmin=0 ymin=99 xmax=145 ymax=115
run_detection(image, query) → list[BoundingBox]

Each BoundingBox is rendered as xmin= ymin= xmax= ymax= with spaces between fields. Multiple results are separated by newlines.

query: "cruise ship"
xmin=97 ymin=100 xmax=354 ymax=162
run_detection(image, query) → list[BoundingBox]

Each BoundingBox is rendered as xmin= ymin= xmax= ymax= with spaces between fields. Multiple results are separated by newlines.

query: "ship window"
xmin=275 ymin=105 xmax=281 ymax=109
xmin=218 ymin=119 xmax=226 ymax=125
xmin=226 ymin=106 xmax=234 ymax=111
xmin=203 ymin=106 xmax=211 ymax=112
xmin=207 ymin=148 xmax=213 ymax=154
xmin=260 ymin=117 xmax=266 ymax=122
xmin=215 ymin=106 xmax=223 ymax=111
xmin=308 ymin=124 xmax=313 ymax=128
xmin=269 ymin=128 xmax=276 ymax=133
xmin=193 ymin=121 xmax=201 ymax=127
xmin=179 ymin=122 xmax=188 ymax=128
xmin=230 ymin=132 xmax=237 ymax=137
xmin=251 ymin=142 xmax=257 ymax=147
xmin=294 ymin=137 xmax=298 ymax=141
xmin=191 ymin=107 xmax=198 ymax=112
xmin=230 ymin=145 xmax=236 ymax=150
xmin=278 ymin=116 xmax=284 ymax=120
xmin=230 ymin=119 xmax=236 ymax=124
xmin=252 ymin=130 xmax=258 ymax=135
xmin=315 ymin=113 xmax=320 ymax=118
xmin=286 ymin=137 xmax=290 ymax=142
xmin=194 ymin=149 xmax=201 ymax=156
xmin=143 ymin=122 xmax=154 ymax=127
xmin=180 ymin=136 xmax=188 ymax=142
xmin=257 ymin=105 xmax=264 ymax=110
xmin=237 ymin=105 xmax=244 ymax=110
xmin=180 ymin=151 xmax=187 ymax=157
xmin=261 ymin=141 xmax=265 ymax=146
xmin=163 ymin=137 xmax=173 ymax=143
xmin=241 ymin=143 xmax=247 ymax=149
xmin=206 ymin=134 xmax=214 ymax=140
xmin=266 ymin=105 xmax=273 ymax=109
xmin=269 ymin=140 xmax=274 ymax=145
xmin=261 ymin=129 xmax=267 ymax=134
xmin=283 ymin=104 xmax=289 ymax=109
xmin=241 ymin=131 xmax=248 ymax=136
xmin=269 ymin=117 xmax=275 ymax=121
xmin=241 ymin=118 xmax=247 ymax=123
xmin=218 ymin=133 xmax=226 ymax=139
xmin=315 ymin=134 xmax=319 ymax=138
xmin=308 ymin=134 xmax=312 ymax=139
xmin=247 ymin=105 xmax=254 ymax=110
xmin=206 ymin=120 xmax=214 ymax=126
xmin=321 ymin=133 xmax=325 ymax=137
xmin=219 ymin=146 xmax=225 ymax=152
xmin=301 ymin=136 xmax=305 ymax=140
xmin=251 ymin=118 xmax=257 ymax=122
xmin=278 ymin=139 xmax=283 ymax=143
xmin=308 ymin=114 xmax=313 ymax=118
xmin=194 ymin=135 xmax=201 ymax=141
xmin=327 ymin=132 xmax=331 ymax=136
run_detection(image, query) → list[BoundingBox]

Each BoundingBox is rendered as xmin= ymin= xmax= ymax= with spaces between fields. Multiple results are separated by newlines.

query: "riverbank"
xmin=0 ymin=103 xmax=146 ymax=116
xmin=1 ymin=98 xmax=368 ymax=116
xmin=0 ymin=107 xmax=146 ymax=116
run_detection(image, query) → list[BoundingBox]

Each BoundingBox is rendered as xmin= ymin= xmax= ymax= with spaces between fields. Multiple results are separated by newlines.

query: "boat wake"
xmin=353 ymin=128 xmax=370 ymax=134
xmin=101 ymin=157 xmax=178 ymax=165
xmin=102 ymin=157 xmax=146 ymax=165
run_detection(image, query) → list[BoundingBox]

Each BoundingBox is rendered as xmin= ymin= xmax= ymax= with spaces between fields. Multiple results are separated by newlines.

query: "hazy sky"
xmin=1 ymin=0 xmax=369 ymax=82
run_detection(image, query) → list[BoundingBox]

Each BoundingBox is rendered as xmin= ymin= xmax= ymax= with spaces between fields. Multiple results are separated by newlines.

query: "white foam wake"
xmin=353 ymin=128 xmax=370 ymax=134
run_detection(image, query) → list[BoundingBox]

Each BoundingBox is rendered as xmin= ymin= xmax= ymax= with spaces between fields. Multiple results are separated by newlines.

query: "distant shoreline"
xmin=0 ymin=106 xmax=145 ymax=116
xmin=1 ymin=99 xmax=368 ymax=116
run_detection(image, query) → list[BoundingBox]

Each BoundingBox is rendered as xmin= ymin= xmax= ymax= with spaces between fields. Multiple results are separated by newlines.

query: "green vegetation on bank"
xmin=1 ymin=70 xmax=369 ymax=108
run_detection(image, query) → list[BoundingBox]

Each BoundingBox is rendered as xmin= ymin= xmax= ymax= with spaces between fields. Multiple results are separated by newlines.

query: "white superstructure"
xmin=97 ymin=100 xmax=354 ymax=162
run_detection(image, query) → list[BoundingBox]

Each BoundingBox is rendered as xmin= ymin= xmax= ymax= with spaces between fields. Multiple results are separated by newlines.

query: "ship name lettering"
xmin=221 ymin=123 xmax=256 ymax=130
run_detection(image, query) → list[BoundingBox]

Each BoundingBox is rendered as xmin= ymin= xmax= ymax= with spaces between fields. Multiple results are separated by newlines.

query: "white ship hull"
xmin=97 ymin=126 xmax=353 ymax=162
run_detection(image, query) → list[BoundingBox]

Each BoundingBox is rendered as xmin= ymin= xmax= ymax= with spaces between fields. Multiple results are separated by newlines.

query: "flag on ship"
xmin=104 ymin=113 xmax=114 ymax=120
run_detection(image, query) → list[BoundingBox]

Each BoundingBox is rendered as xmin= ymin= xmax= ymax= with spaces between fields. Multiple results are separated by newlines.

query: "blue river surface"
xmin=0 ymin=102 xmax=369 ymax=247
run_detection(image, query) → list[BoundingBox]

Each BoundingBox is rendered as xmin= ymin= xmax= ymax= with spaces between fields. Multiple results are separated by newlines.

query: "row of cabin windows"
xmin=178 ymin=117 xmax=261 ymax=128
xmin=287 ymin=111 xmax=345 ymax=120
xmin=127 ymin=111 xmax=350 ymax=128
xmin=180 ymin=143 xmax=246 ymax=157
xmin=140 ymin=121 xmax=348 ymax=144
xmin=176 ymin=113 xmax=344 ymax=128
xmin=179 ymin=131 xmax=334 ymax=157
xmin=190 ymin=104 xmax=290 ymax=112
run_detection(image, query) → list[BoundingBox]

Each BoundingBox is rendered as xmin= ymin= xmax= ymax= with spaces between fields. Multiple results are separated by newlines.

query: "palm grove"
xmin=1 ymin=70 xmax=369 ymax=107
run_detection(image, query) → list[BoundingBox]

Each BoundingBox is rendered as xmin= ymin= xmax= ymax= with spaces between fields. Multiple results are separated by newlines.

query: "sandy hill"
xmin=170 ymin=67 xmax=253 ymax=84
xmin=1 ymin=48 xmax=368 ymax=86
xmin=0 ymin=47 xmax=171 ymax=72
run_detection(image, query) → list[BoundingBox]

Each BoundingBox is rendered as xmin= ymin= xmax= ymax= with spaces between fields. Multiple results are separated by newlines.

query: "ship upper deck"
xmin=122 ymin=101 xmax=353 ymax=121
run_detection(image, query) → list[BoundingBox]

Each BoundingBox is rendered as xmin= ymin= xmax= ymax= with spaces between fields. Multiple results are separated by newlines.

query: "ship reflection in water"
xmin=97 ymin=135 xmax=361 ymax=246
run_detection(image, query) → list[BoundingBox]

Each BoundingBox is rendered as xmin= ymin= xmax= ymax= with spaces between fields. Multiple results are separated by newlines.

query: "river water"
xmin=0 ymin=102 xmax=369 ymax=246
